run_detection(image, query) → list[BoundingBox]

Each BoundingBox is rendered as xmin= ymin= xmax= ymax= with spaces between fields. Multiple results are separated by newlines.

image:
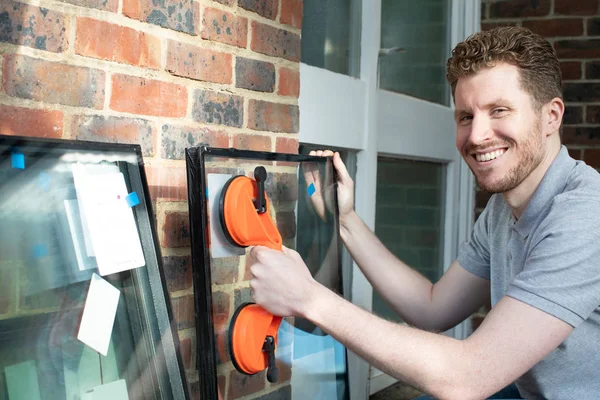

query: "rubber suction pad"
xmin=229 ymin=303 xmax=283 ymax=382
xmin=219 ymin=175 xmax=282 ymax=250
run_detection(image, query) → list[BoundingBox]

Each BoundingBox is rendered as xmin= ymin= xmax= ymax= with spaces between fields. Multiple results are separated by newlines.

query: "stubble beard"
xmin=473 ymin=121 xmax=544 ymax=194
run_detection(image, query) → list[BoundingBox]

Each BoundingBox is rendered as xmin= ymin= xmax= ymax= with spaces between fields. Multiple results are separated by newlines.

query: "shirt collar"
xmin=511 ymin=145 xmax=575 ymax=238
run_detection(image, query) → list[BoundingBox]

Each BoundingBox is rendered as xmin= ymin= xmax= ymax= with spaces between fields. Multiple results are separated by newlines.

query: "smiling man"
xmin=248 ymin=27 xmax=600 ymax=399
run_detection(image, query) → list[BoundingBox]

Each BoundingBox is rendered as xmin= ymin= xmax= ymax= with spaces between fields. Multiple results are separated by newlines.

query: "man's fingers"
xmin=333 ymin=152 xmax=353 ymax=186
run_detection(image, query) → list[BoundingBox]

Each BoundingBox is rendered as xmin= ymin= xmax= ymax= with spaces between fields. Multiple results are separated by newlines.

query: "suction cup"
xmin=229 ymin=303 xmax=283 ymax=383
xmin=218 ymin=168 xmax=282 ymax=250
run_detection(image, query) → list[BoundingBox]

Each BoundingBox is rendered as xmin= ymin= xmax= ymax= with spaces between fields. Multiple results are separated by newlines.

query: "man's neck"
xmin=503 ymin=139 xmax=561 ymax=220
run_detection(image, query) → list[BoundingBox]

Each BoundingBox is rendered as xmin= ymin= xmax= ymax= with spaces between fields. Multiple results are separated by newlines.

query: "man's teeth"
xmin=476 ymin=149 xmax=505 ymax=162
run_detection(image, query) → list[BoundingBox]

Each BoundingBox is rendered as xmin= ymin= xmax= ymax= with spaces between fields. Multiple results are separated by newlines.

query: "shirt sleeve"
xmin=457 ymin=200 xmax=492 ymax=280
xmin=506 ymin=198 xmax=600 ymax=328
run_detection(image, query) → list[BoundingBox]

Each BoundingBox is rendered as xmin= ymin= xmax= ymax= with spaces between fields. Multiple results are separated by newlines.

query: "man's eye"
xmin=460 ymin=115 xmax=473 ymax=122
xmin=492 ymin=109 xmax=507 ymax=115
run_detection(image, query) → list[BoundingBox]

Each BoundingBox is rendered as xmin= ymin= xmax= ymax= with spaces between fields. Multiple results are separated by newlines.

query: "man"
xmin=248 ymin=27 xmax=600 ymax=399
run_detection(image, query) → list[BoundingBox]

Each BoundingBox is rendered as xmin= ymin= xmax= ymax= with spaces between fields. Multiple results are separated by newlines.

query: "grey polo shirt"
xmin=457 ymin=146 xmax=600 ymax=399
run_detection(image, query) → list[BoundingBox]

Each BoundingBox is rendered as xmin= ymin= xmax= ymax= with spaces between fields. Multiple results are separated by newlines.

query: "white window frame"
xmin=298 ymin=1 xmax=481 ymax=398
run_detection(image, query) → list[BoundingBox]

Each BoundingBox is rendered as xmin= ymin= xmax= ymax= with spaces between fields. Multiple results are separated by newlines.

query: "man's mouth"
xmin=473 ymin=148 xmax=507 ymax=163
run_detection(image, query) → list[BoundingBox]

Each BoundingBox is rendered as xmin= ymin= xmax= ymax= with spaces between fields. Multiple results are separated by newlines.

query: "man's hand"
xmin=248 ymin=245 xmax=322 ymax=318
xmin=303 ymin=150 xmax=355 ymax=224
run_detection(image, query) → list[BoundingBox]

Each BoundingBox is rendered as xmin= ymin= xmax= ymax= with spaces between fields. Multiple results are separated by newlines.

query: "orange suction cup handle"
xmin=229 ymin=303 xmax=283 ymax=382
xmin=221 ymin=167 xmax=282 ymax=250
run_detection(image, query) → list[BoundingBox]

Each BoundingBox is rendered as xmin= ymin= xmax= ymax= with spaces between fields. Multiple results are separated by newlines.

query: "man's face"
xmin=454 ymin=63 xmax=545 ymax=194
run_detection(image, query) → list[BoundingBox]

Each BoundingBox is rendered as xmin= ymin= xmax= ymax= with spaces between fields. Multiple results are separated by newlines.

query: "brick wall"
xmin=0 ymin=0 xmax=302 ymax=397
xmin=471 ymin=0 xmax=600 ymax=330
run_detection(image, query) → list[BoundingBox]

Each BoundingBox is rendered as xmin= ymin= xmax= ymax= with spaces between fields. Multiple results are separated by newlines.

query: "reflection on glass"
xmin=379 ymin=0 xmax=451 ymax=105
xmin=301 ymin=0 xmax=361 ymax=77
xmin=186 ymin=148 xmax=349 ymax=399
xmin=373 ymin=157 xmax=445 ymax=322
xmin=0 ymin=136 xmax=187 ymax=400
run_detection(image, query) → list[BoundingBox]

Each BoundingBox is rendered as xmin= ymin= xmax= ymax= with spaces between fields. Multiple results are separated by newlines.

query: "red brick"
xmin=171 ymin=295 xmax=194 ymax=329
xmin=232 ymin=134 xmax=272 ymax=151
xmin=163 ymin=255 xmax=192 ymax=292
xmin=251 ymin=21 xmax=300 ymax=62
xmin=179 ymin=337 xmax=192 ymax=370
xmin=238 ymin=0 xmax=278 ymax=20
xmin=201 ymin=7 xmax=248 ymax=48
xmin=488 ymin=0 xmax=550 ymax=18
xmin=278 ymin=67 xmax=299 ymax=97
xmin=228 ymin=370 xmax=265 ymax=398
xmin=72 ymin=115 xmax=156 ymax=156
xmin=162 ymin=211 xmax=191 ymax=248
xmin=3 ymin=54 xmax=105 ymax=109
xmin=588 ymin=18 xmax=600 ymax=35
xmin=166 ymin=40 xmax=232 ymax=84
xmin=522 ymin=18 xmax=583 ymax=37
xmin=587 ymin=106 xmax=600 ymax=123
xmin=59 ymin=0 xmax=118 ymax=11
xmin=236 ymin=57 xmax=275 ymax=92
xmin=563 ymin=106 xmax=583 ymax=125
xmin=480 ymin=21 xmax=518 ymax=31
xmin=161 ymin=125 xmax=228 ymax=159
xmin=110 ymin=74 xmax=187 ymax=117
xmin=583 ymin=149 xmax=600 ymax=168
xmin=0 ymin=1 xmax=69 ymax=52
xmin=248 ymin=100 xmax=299 ymax=133
xmin=0 ymin=106 xmax=63 ymax=138
xmin=266 ymin=173 xmax=298 ymax=202
xmin=555 ymin=0 xmax=599 ymax=15
xmin=555 ymin=40 xmax=600 ymax=59
xmin=212 ymin=290 xmax=231 ymax=316
xmin=276 ymin=211 xmax=296 ymax=239
xmin=560 ymin=61 xmax=582 ymax=80
xmin=212 ymin=257 xmax=240 ymax=285
xmin=75 ymin=18 xmax=160 ymax=69
xmin=567 ymin=147 xmax=582 ymax=160
xmin=192 ymin=90 xmax=244 ymax=127
xmin=275 ymin=137 xmax=298 ymax=154
xmin=586 ymin=61 xmax=600 ymax=80
xmin=280 ymin=0 xmax=302 ymax=29
xmin=563 ymin=82 xmax=600 ymax=102
xmin=562 ymin=126 xmax=600 ymax=145
xmin=123 ymin=0 xmax=199 ymax=34
xmin=146 ymin=164 xmax=188 ymax=201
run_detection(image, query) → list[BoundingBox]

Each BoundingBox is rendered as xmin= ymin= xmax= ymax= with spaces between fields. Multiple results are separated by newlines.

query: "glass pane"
xmin=0 ymin=136 xmax=188 ymax=400
xmin=186 ymin=147 xmax=349 ymax=400
xmin=379 ymin=0 xmax=451 ymax=105
xmin=302 ymin=0 xmax=361 ymax=77
xmin=372 ymin=157 xmax=445 ymax=322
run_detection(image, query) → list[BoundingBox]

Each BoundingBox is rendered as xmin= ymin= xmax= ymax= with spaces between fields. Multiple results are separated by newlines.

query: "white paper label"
xmin=77 ymin=273 xmax=120 ymax=356
xmin=207 ymin=173 xmax=245 ymax=259
xmin=73 ymin=164 xmax=145 ymax=276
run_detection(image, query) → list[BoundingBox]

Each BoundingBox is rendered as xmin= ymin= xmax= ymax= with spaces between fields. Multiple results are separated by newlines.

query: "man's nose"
xmin=469 ymin=115 xmax=494 ymax=145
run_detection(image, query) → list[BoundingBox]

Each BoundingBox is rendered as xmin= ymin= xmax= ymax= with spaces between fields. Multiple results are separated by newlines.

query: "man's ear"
xmin=543 ymin=97 xmax=565 ymax=136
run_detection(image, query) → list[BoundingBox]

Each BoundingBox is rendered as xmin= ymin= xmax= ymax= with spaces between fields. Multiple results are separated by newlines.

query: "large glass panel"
xmin=372 ymin=157 xmax=445 ymax=322
xmin=0 ymin=135 xmax=188 ymax=400
xmin=379 ymin=0 xmax=451 ymax=105
xmin=186 ymin=147 xmax=349 ymax=400
xmin=302 ymin=0 xmax=362 ymax=77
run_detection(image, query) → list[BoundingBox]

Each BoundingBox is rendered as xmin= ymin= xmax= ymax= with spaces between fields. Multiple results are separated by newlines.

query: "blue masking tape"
xmin=39 ymin=172 xmax=51 ymax=192
xmin=126 ymin=192 xmax=140 ymax=207
xmin=33 ymin=244 xmax=48 ymax=259
xmin=307 ymin=183 xmax=316 ymax=197
xmin=11 ymin=152 xmax=25 ymax=169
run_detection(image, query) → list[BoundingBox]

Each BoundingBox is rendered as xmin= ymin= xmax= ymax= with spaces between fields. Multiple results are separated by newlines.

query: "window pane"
xmin=0 ymin=136 xmax=188 ymax=400
xmin=372 ymin=157 xmax=445 ymax=322
xmin=379 ymin=0 xmax=451 ymax=105
xmin=302 ymin=0 xmax=361 ymax=77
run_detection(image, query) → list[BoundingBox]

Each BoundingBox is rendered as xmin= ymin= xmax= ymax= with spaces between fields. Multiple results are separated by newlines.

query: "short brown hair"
xmin=446 ymin=26 xmax=562 ymax=109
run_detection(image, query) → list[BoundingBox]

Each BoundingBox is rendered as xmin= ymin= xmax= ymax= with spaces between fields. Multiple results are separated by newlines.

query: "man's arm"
xmin=304 ymin=281 xmax=572 ymax=400
xmin=342 ymin=210 xmax=490 ymax=331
